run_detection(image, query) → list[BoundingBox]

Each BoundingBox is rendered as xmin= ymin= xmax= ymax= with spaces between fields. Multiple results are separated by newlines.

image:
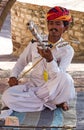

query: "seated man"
xmin=0 ymin=6 xmax=75 ymax=119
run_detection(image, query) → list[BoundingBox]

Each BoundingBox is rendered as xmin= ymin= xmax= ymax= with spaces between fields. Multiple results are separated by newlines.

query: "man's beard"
xmin=49 ymin=28 xmax=61 ymax=41
xmin=49 ymin=28 xmax=59 ymax=37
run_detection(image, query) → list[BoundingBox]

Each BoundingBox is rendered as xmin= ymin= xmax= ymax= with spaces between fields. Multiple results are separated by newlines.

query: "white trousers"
xmin=1 ymin=72 xmax=75 ymax=112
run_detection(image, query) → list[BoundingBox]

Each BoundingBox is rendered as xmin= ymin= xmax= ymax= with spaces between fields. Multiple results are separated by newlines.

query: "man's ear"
xmin=63 ymin=25 xmax=69 ymax=33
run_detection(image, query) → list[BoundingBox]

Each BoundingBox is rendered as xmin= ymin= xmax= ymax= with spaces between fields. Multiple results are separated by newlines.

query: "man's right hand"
xmin=8 ymin=77 xmax=18 ymax=87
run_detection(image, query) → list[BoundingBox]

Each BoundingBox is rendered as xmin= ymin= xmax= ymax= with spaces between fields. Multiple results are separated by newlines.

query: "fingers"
xmin=37 ymin=47 xmax=44 ymax=57
xmin=37 ymin=47 xmax=53 ymax=62
xmin=37 ymin=47 xmax=50 ymax=56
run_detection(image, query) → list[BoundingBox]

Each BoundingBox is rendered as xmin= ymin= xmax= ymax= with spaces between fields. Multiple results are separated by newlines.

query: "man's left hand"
xmin=37 ymin=47 xmax=53 ymax=62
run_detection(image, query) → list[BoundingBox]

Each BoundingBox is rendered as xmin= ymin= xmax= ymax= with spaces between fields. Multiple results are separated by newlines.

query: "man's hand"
xmin=37 ymin=47 xmax=53 ymax=62
xmin=8 ymin=77 xmax=18 ymax=87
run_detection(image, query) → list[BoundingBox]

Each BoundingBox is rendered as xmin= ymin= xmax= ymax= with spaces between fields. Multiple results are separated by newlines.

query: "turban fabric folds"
xmin=47 ymin=6 xmax=72 ymax=22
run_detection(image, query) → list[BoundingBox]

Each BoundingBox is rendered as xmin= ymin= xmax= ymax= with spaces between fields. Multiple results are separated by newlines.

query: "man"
xmin=0 ymin=6 xmax=75 ymax=119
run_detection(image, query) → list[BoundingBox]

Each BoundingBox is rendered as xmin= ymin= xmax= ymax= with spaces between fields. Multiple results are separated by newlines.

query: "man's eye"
xmin=49 ymin=22 xmax=53 ymax=25
xmin=55 ymin=22 xmax=61 ymax=25
xmin=56 ymin=23 xmax=61 ymax=25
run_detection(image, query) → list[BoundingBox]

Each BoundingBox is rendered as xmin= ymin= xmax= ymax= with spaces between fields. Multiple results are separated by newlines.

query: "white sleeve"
xmin=46 ymin=45 xmax=74 ymax=78
xmin=59 ymin=45 xmax=74 ymax=71
xmin=10 ymin=42 xmax=32 ymax=78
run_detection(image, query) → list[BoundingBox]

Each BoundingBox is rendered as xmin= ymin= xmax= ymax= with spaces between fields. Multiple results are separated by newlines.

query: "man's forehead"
xmin=47 ymin=20 xmax=63 ymax=23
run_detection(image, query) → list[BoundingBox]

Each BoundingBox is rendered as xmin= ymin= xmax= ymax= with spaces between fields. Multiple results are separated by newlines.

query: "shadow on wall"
xmin=0 ymin=13 xmax=13 ymax=55
xmin=0 ymin=13 xmax=11 ymax=38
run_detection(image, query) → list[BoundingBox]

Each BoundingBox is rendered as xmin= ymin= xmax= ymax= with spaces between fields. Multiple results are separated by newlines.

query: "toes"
xmin=61 ymin=103 xmax=69 ymax=111
xmin=56 ymin=102 xmax=69 ymax=111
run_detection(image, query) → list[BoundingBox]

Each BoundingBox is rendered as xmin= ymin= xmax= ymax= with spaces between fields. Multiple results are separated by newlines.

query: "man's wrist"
xmin=46 ymin=58 xmax=53 ymax=62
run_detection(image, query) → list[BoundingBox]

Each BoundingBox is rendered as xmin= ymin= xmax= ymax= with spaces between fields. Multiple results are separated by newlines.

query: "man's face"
xmin=47 ymin=20 xmax=65 ymax=38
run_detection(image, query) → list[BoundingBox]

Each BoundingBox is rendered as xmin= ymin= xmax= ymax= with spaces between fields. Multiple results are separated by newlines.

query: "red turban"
xmin=47 ymin=6 xmax=72 ymax=22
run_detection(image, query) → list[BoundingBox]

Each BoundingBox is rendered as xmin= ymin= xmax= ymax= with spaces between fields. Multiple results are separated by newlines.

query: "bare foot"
xmin=56 ymin=102 xmax=69 ymax=111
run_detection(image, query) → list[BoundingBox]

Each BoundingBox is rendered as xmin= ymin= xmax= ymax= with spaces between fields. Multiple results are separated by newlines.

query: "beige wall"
xmin=11 ymin=1 xmax=84 ymax=62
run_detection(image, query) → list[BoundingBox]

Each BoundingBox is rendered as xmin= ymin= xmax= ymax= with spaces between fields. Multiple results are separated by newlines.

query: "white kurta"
xmin=2 ymin=37 xmax=76 ymax=112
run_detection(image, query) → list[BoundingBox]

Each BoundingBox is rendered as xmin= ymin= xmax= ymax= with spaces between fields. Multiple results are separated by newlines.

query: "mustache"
xmin=50 ymin=28 xmax=58 ymax=32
